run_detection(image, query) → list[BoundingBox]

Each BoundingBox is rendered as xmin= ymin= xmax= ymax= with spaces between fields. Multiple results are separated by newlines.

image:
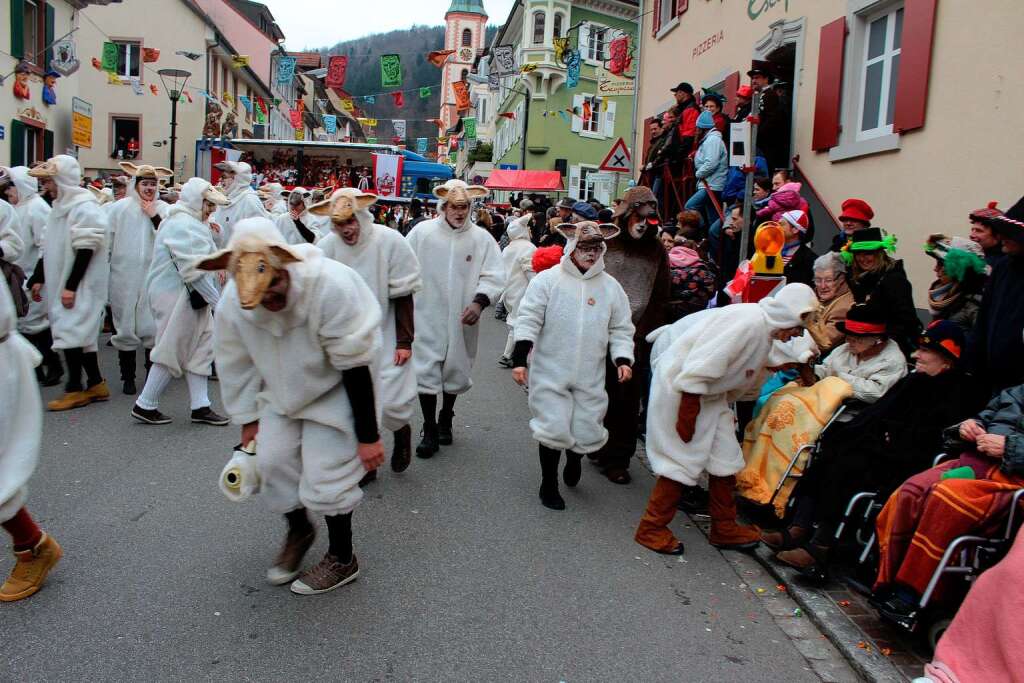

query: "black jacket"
xmin=969 ymin=254 xmax=1024 ymax=396
xmin=784 ymin=244 xmax=817 ymax=287
xmin=847 ymin=260 xmax=922 ymax=357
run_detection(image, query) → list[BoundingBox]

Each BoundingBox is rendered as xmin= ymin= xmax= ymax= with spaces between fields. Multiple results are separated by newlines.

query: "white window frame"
xmin=855 ymin=5 xmax=902 ymax=141
xmin=553 ymin=13 xmax=564 ymax=39
xmin=584 ymin=23 xmax=608 ymax=64
xmin=114 ymin=41 xmax=142 ymax=80
xmin=23 ymin=0 xmax=40 ymax=64
xmin=576 ymin=164 xmax=599 ymax=202
xmin=532 ymin=11 xmax=546 ymax=46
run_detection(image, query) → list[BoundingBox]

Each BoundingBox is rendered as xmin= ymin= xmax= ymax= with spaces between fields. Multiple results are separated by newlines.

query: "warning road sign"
xmin=599 ymin=137 xmax=631 ymax=173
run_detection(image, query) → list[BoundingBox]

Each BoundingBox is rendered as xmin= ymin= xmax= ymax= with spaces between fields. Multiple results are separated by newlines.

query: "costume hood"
xmin=1 ymin=165 xmax=39 ymax=204
xmin=557 ymin=221 xmax=620 ymax=280
xmin=432 ymin=179 xmax=488 ymax=218
xmin=309 ymin=188 xmax=378 ymax=246
xmin=215 ymin=160 xmax=255 ymax=201
xmin=758 ymin=283 xmax=818 ymax=329
xmin=119 ymin=161 xmax=173 ymax=204
xmin=171 ymin=177 xmax=229 ymax=220
xmin=506 ymin=213 xmax=532 ymax=242
xmin=29 ymin=154 xmax=92 ymax=212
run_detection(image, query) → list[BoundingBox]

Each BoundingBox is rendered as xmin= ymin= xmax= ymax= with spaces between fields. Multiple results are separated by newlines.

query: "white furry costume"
xmin=213 ymin=219 xmax=382 ymax=515
xmin=4 ymin=166 xmax=51 ymax=335
xmin=273 ymin=188 xmax=321 ymax=245
xmin=316 ymin=191 xmax=422 ymax=431
xmin=645 ymin=284 xmax=819 ymax=486
xmin=145 ymin=178 xmax=222 ymax=378
xmin=38 ymin=156 xmax=110 ymax=352
xmin=406 ymin=199 xmax=504 ymax=395
xmin=515 ymin=237 xmax=634 ymax=453
xmin=0 ymin=198 xmax=23 ymax=266
xmin=107 ymin=177 xmax=169 ymax=352
xmin=0 ymin=276 xmax=43 ymax=523
xmin=260 ymin=183 xmax=288 ymax=216
xmin=212 ymin=161 xmax=267 ymax=246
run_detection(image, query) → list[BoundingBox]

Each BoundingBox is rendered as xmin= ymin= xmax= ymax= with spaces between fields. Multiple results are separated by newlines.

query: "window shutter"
xmin=571 ymin=94 xmax=584 ymax=133
xmin=10 ymin=120 xmax=25 ymax=166
xmin=641 ymin=116 xmax=656 ymax=163
xmin=44 ymin=3 xmax=54 ymax=67
xmin=893 ymin=0 xmax=938 ymax=133
xmin=722 ymin=71 xmax=740 ymax=118
xmin=603 ymin=100 xmax=616 ymax=138
xmin=653 ymin=0 xmax=661 ymax=36
xmin=811 ymin=17 xmax=846 ymax=151
xmin=10 ymin=0 xmax=24 ymax=59
xmin=677 ymin=0 xmax=688 ymax=17
xmin=43 ymin=128 xmax=53 ymax=159
xmin=568 ymin=164 xmax=581 ymax=200
xmin=578 ymin=23 xmax=590 ymax=59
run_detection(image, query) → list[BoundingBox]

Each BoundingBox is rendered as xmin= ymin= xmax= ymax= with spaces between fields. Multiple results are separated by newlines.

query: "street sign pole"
xmin=739 ymin=89 xmax=762 ymax=263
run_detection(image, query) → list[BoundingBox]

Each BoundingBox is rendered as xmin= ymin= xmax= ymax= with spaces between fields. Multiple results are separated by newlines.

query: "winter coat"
xmin=693 ymin=129 xmax=728 ymax=191
xmin=499 ymin=215 xmax=536 ymax=326
xmin=969 ymin=384 xmax=1024 ymax=476
xmin=722 ymin=156 xmax=769 ymax=205
xmin=318 ymin=214 xmax=422 ymax=431
xmin=756 ymin=183 xmax=809 ymax=222
xmin=805 ymin=288 xmax=854 ymax=355
xmin=212 ymin=168 xmax=267 ymax=246
xmin=0 ymin=281 xmax=42 ymax=523
xmin=784 ymin=243 xmax=817 ymax=287
xmin=144 ymin=178 xmax=221 ymax=378
xmin=602 ymin=232 xmax=672 ymax=367
xmin=969 ymin=255 xmax=1024 ymax=395
xmin=406 ymin=215 xmax=504 ymax=395
xmin=107 ymin=182 xmax=169 ymax=351
xmin=515 ymin=241 xmax=634 ymax=453
xmin=0 ymin=199 xmax=23 ymax=266
xmin=42 ymin=156 xmax=110 ymax=351
xmin=848 ymin=260 xmax=922 ymax=357
xmin=813 ymin=339 xmax=908 ymax=403
xmin=6 ymin=167 xmax=50 ymax=334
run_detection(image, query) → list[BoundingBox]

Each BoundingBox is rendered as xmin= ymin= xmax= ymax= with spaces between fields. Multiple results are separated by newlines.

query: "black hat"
xmin=836 ymin=304 xmax=888 ymax=337
xmin=747 ymin=60 xmax=775 ymax=79
xmin=556 ymin=197 xmax=575 ymax=210
xmin=918 ymin=320 xmax=965 ymax=363
xmin=670 ymin=82 xmax=694 ymax=95
xmin=979 ymin=195 xmax=1024 ymax=244
xmin=848 ymin=227 xmax=886 ymax=249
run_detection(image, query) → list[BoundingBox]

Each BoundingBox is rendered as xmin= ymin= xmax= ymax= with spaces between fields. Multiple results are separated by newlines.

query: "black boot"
xmin=416 ymin=394 xmax=439 ymax=459
xmin=118 ymin=350 xmax=137 ymax=395
xmin=391 ymin=425 xmax=412 ymax=472
xmin=438 ymin=392 xmax=457 ymax=446
xmin=539 ymin=445 xmax=565 ymax=510
xmin=27 ymin=331 xmax=63 ymax=386
xmin=563 ymin=451 xmax=584 ymax=487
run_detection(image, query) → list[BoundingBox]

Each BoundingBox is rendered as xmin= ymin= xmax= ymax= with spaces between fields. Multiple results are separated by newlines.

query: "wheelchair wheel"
xmin=926 ymin=617 xmax=952 ymax=652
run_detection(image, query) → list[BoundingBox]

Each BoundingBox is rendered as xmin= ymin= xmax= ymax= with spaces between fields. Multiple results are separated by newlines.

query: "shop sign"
xmin=72 ymin=97 xmax=92 ymax=148
xmin=597 ymin=68 xmax=635 ymax=96
xmin=748 ymin=0 xmax=789 ymax=21
xmin=692 ymin=31 xmax=725 ymax=60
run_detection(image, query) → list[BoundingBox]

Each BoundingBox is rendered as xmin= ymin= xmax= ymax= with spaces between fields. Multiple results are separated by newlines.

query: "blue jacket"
xmin=693 ymin=130 xmax=728 ymax=191
xmin=722 ymin=156 xmax=769 ymax=204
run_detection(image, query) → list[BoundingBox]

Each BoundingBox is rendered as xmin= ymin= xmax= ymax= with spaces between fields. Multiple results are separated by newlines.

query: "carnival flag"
xmin=498 ymin=111 xmax=517 ymax=120
xmin=452 ymin=81 xmax=471 ymax=111
xmin=91 ymin=57 xmax=103 ymax=71
xmin=340 ymin=98 xmax=355 ymax=113
xmin=367 ymin=137 xmax=378 ymax=144
xmin=391 ymin=91 xmax=405 ymax=108
xmin=358 ymin=117 xmax=378 ymax=128
xmin=427 ymin=50 xmax=455 ymax=67
xmin=380 ymin=54 xmax=402 ymax=89
xmin=323 ymin=115 xmax=337 ymax=134
xmin=553 ymin=37 xmax=569 ymax=63
xmin=326 ymin=55 xmax=348 ymax=89
xmin=232 ymin=55 xmax=250 ymax=69
xmin=372 ymin=153 xmax=404 ymax=199
xmin=419 ymin=86 xmax=432 ymax=99
xmin=364 ymin=95 xmax=376 ymax=104
xmin=463 ymin=117 xmax=477 ymax=140
xmin=150 ymin=83 xmax=159 ymax=96
xmin=255 ymin=97 xmax=267 ymax=124
xmin=392 ymin=119 xmax=406 ymax=138
xmin=566 ymin=50 xmax=581 ymax=88
xmin=101 ymin=42 xmax=118 ymax=72
xmin=520 ymin=63 xmax=538 ymax=73
xmin=416 ymin=137 xmax=428 ymax=153
xmin=607 ymin=35 xmax=632 ymax=76
xmin=277 ymin=56 xmax=297 ymax=84
xmin=130 ymin=76 xmax=143 ymax=95
xmin=142 ymin=48 xmax=160 ymax=63
xmin=493 ymin=45 xmax=516 ymax=76
xmin=106 ymin=71 xmax=121 ymax=85
xmin=238 ymin=95 xmax=253 ymax=113
xmin=290 ymin=108 xmax=302 ymax=129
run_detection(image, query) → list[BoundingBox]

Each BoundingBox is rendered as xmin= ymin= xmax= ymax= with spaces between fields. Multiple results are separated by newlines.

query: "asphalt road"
xmin=2 ymin=317 xmax=833 ymax=682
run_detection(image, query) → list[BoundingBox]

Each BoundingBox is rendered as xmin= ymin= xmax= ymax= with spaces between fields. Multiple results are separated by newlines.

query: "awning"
xmin=484 ymin=170 xmax=564 ymax=192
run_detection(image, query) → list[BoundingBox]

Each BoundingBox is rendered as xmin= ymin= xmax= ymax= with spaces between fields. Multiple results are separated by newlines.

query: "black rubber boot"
xmin=563 ymin=451 xmax=584 ymax=487
xmin=438 ymin=392 xmax=457 ymax=445
xmin=27 ymin=331 xmax=63 ymax=386
xmin=539 ymin=445 xmax=565 ymax=510
xmin=416 ymin=394 xmax=439 ymax=459
xmin=118 ymin=350 xmax=137 ymax=395
xmin=391 ymin=425 xmax=412 ymax=472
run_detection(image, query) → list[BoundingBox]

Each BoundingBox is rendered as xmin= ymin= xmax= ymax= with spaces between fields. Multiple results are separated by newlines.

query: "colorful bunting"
xmin=419 ymin=86 xmax=432 ymax=99
xmin=91 ymin=57 xmax=102 ymax=71
xmin=238 ymin=95 xmax=253 ymax=113
xmin=520 ymin=63 xmax=538 ymax=73
xmin=392 ymin=119 xmax=406 ymax=138
xmin=232 ymin=55 xmax=250 ymax=69
xmin=326 ymin=55 xmax=348 ymax=89
xmin=566 ymin=50 xmax=581 ymax=89
xmin=391 ymin=91 xmax=405 ymax=108
xmin=364 ymin=95 xmax=376 ymax=104
xmin=427 ymin=50 xmax=455 ymax=67
xmin=101 ymin=42 xmax=118 ymax=72
xmin=290 ymin=108 xmax=302 ymax=129
xmin=255 ymin=97 xmax=267 ymax=124
xmin=416 ymin=137 xmax=428 ymax=153
xmin=150 ymin=83 xmax=159 ymax=96
xmin=276 ymin=56 xmax=297 ymax=84
xmin=142 ymin=48 xmax=160 ymax=63
xmin=106 ymin=71 xmax=122 ymax=85
xmin=380 ymin=54 xmax=402 ymax=89
xmin=340 ymin=99 xmax=355 ymax=113
xmin=130 ymin=76 xmax=143 ymax=95
xmin=452 ymin=81 xmax=470 ymax=111
xmin=323 ymin=114 xmax=337 ymax=134
xmin=498 ymin=112 xmax=517 ymax=120
xmin=463 ymin=117 xmax=476 ymax=140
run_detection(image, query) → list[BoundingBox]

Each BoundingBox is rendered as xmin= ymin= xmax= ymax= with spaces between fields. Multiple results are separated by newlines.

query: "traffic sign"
xmin=599 ymin=137 xmax=631 ymax=173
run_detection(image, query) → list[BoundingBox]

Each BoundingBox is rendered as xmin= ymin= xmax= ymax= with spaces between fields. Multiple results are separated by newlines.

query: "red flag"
xmin=142 ymin=47 xmax=161 ymax=63
xmin=326 ymin=55 xmax=348 ymax=89
xmin=290 ymin=108 xmax=302 ymax=129
xmin=499 ymin=111 xmax=517 ymax=120
xmin=452 ymin=81 xmax=470 ymax=111
xmin=607 ymin=35 xmax=632 ymax=76
xmin=91 ymin=57 xmax=102 ymax=70
xmin=391 ymin=91 xmax=405 ymax=108
xmin=429 ymin=118 xmax=445 ymax=128
xmin=427 ymin=50 xmax=456 ymax=67
xmin=150 ymin=83 xmax=159 ymax=96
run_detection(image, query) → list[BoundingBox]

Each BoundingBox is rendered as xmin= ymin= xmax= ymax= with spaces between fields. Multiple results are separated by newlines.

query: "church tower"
xmin=438 ymin=0 xmax=487 ymax=159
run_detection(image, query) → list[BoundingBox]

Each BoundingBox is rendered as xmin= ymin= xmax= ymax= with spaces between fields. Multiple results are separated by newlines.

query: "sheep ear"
xmin=433 ymin=186 xmax=449 ymax=200
xmin=356 ymin=193 xmax=379 ymax=210
xmin=269 ymin=245 xmax=302 ymax=265
xmin=598 ymin=223 xmax=620 ymax=240
xmin=308 ymin=199 xmax=332 ymax=216
xmin=194 ymin=250 xmax=232 ymax=272
xmin=154 ymin=166 xmax=174 ymax=178
xmin=118 ymin=161 xmax=139 ymax=175
xmin=466 ymin=186 xmax=489 ymax=199
xmin=555 ymin=223 xmax=578 ymax=241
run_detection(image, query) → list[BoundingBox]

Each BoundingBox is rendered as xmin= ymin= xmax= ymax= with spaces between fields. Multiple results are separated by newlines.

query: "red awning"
xmin=484 ymin=170 xmax=564 ymax=192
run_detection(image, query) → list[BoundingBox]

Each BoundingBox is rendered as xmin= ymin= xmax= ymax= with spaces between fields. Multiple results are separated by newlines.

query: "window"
xmin=115 ymin=42 xmax=142 ymax=79
xmin=532 ymin=11 xmax=546 ymax=45
xmin=111 ymin=116 xmax=141 ymax=160
xmin=12 ymin=0 xmax=54 ymax=67
xmin=9 ymin=120 xmax=50 ymax=166
xmin=23 ymin=1 xmax=39 ymax=61
xmin=856 ymin=6 xmax=903 ymax=140
xmin=583 ymin=96 xmax=602 ymax=134
xmin=659 ymin=0 xmax=676 ymax=28
xmin=587 ymin=26 xmax=607 ymax=62
xmin=462 ymin=28 xmax=472 ymax=47
xmin=553 ymin=13 xmax=563 ymax=39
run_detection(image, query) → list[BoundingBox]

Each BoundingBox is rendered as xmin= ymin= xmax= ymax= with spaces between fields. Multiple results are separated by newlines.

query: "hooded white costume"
xmin=260 ymin=183 xmax=288 ymax=216
xmin=315 ymin=189 xmax=422 ymax=432
xmin=0 ymin=198 xmax=23 ymax=267
xmin=3 ymin=167 xmax=51 ymax=335
xmin=515 ymin=225 xmax=634 ymax=454
xmin=210 ymin=218 xmax=382 ymax=516
xmin=34 ymin=155 xmax=110 ymax=352
xmin=406 ymin=181 xmax=504 ymax=395
xmin=212 ymin=161 xmax=267 ymax=246
xmin=107 ymin=164 xmax=172 ymax=353
xmin=499 ymin=214 xmax=536 ymax=360
xmin=645 ymin=284 xmax=820 ymax=485
xmin=273 ymin=187 xmax=321 ymax=245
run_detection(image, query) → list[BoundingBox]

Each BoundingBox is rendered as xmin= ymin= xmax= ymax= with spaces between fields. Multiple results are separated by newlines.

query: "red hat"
xmin=969 ymin=201 xmax=1003 ymax=223
xmin=838 ymin=198 xmax=874 ymax=224
xmin=736 ymin=85 xmax=753 ymax=99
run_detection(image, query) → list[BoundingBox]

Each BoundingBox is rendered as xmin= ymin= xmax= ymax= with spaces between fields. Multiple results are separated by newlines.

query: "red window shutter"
xmin=653 ymin=0 xmax=662 ymax=36
xmin=811 ymin=17 xmax=847 ymax=151
xmin=641 ymin=116 xmax=656 ymax=166
xmin=722 ymin=71 xmax=740 ymax=118
xmin=893 ymin=0 xmax=937 ymax=133
xmin=677 ymin=0 xmax=688 ymax=16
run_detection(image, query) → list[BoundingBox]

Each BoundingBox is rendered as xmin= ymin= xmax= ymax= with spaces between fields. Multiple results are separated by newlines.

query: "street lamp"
xmin=157 ymin=68 xmax=192 ymax=177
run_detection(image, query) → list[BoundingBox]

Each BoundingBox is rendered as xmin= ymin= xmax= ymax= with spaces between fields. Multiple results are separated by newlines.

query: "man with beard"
xmin=592 ymin=186 xmax=671 ymax=484
xmin=406 ymin=180 xmax=505 ymax=458
xmin=212 ymin=161 xmax=267 ymax=245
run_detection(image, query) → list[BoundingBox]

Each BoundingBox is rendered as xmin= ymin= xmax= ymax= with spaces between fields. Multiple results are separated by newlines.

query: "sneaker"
xmin=83 ymin=380 xmax=111 ymax=403
xmin=497 ymin=356 xmax=514 ymax=368
xmin=191 ymin=406 xmax=229 ymax=426
xmin=290 ymin=553 xmax=359 ymax=595
xmin=266 ymin=529 xmax=316 ymax=586
xmin=0 ymin=533 xmax=63 ymax=602
xmin=47 ymin=391 xmax=92 ymax=412
xmin=131 ymin=404 xmax=173 ymax=425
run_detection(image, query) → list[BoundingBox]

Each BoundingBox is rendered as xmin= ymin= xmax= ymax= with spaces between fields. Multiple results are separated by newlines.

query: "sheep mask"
xmin=195 ymin=217 xmax=302 ymax=310
xmin=309 ymin=187 xmax=378 ymax=223
xmin=433 ymin=179 xmax=488 ymax=227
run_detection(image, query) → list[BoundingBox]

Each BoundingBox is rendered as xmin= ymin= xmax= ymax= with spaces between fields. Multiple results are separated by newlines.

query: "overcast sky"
xmin=260 ymin=0 xmax=518 ymax=50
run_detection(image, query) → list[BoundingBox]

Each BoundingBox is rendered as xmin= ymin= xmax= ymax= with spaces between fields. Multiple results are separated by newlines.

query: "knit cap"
xmin=696 ymin=110 xmax=715 ymax=130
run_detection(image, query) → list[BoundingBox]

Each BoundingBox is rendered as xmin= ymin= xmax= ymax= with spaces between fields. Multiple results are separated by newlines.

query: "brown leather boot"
xmin=708 ymin=474 xmax=761 ymax=550
xmin=0 ymin=533 xmax=63 ymax=602
xmin=634 ymin=477 xmax=685 ymax=555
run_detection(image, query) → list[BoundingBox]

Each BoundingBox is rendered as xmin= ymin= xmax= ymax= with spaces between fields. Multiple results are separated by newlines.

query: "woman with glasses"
xmin=805 ymin=252 xmax=854 ymax=357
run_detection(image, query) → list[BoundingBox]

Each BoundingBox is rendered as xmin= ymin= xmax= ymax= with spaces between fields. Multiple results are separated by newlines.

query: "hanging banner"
xmin=357 ymin=117 xmax=378 ymax=128
xmin=340 ymin=98 xmax=355 ymax=113
xmin=142 ymin=48 xmax=160 ymax=63
xmin=238 ymin=95 xmax=253 ymax=113
xmin=427 ymin=50 xmax=455 ymax=67
xmin=50 ymin=38 xmax=80 ymax=76
xmin=452 ymin=81 xmax=471 ymax=111
xmin=290 ymin=108 xmax=302 ymax=129
xmin=419 ymin=86 xmax=432 ymax=99
xmin=295 ymin=129 xmax=305 ymax=140
xmin=380 ymin=54 xmax=402 ymax=89
xmin=392 ymin=119 xmax=406 ymax=138
xmin=372 ymin=153 xmax=404 ymax=199
xmin=606 ymin=35 xmax=632 ymax=76
xmin=364 ymin=95 xmax=375 ymax=104
xmin=597 ymin=68 xmax=635 ymax=96
xmin=255 ymin=97 xmax=267 ymax=124
xmin=416 ymin=137 xmax=428 ymax=154
xmin=130 ymin=76 xmax=143 ymax=96
xmin=463 ymin=116 xmax=477 ymax=140
xmin=232 ymin=55 xmax=250 ymax=69
xmin=492 ymin=45 xmax=516 ymax=77
xmin=277 ymin=56 xmax=297 ymax=84
xmin=324 ymin=115 xmax=337 ymax=134
xmin=367 ymin=137 xmax=377 ymax=144
xmin=101 ymin=42 xmax=118 ymax=72
xmin=326 ymin=55 xmax=348 ymax=89
xmin=391 ymin=91 xmax=405 ymax=108
xmin=566 ymin=50 xmax=582 ymax=89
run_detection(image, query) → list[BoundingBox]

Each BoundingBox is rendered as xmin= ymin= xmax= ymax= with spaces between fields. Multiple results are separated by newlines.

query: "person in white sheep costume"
xmin=107 ymin=162 xmax=172 ymax=395
xmin=27 ymin=155 xmax=111 ymax=411
xmin=0 ymin=191 xmax=24 ymax=296
xmin=635 ymin=283 xmax=819 ymax=555
xmin=497 ymin=213 xmax=536 ymax=368
xmin=130 ymin=177 xmax=231 ymax=427
xmin=1 ymin=165 xmax=61 ymax=385
xmin=211 ymin=160 xmax=267 ymax=246
xmin=273 ymin=187 xmax=321 ymax=245
xmin=0 ymin=282 xmax=62 ymax=602
xmin=313 ymin=188 xmax=422 ymax=476
xmin=512 ymin=221 xmax=635 ymax=510
xmin=259 ymin=182 xmax=288 ymax=216
xmin=198 ymin=217 xmax=384 ymax=596
xmin=405 ymin=179 xmax=505 ymax=457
